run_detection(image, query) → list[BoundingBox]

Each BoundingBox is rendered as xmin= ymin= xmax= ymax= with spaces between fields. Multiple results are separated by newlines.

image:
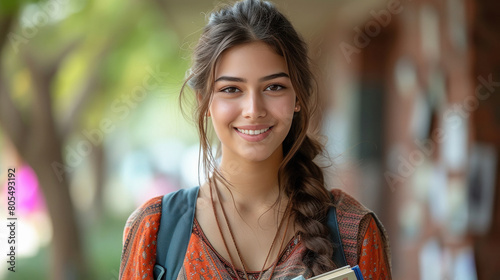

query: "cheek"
xmin=274 ymin=96 xmax=296 ymax=122
xmin=209 ymin=99 xmax=238 ymax=128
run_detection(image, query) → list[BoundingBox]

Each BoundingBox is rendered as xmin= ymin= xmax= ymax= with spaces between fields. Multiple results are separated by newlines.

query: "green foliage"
xmin=3 ymin=0 xmax=193 ymax=133
xmin=2 ymin=0 xmax=197 ymax=277
xmin=0 ymin=0 xmax=39 ymax=15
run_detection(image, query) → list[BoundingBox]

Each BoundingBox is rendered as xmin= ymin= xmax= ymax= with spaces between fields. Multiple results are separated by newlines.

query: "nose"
xmin=242 ymin=90 xmax=266 ymax=119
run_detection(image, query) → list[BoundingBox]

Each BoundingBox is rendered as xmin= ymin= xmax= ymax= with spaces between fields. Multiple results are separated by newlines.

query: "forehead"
xmin=214 ymin=41 xmax=288 ymax=79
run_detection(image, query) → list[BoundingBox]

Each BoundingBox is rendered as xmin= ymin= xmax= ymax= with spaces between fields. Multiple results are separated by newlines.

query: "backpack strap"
xmin=154 ymin=186 xmax=199 ymax=280
xmin=326 ymin=206 xmax=348 ymax=267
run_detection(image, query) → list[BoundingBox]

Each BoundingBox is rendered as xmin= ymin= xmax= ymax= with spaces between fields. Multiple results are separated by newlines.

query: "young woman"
xmin=119 ymin=0 xmax=391 ymax=279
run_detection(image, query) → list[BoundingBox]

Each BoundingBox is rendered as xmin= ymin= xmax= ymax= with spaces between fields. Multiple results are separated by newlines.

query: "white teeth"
xmin=237 ymin=127 xmax=270 ymax=135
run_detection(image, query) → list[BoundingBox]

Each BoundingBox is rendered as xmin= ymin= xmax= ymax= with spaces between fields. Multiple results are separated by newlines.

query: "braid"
xmin=282 ymin=135 xmax=334 ymax=274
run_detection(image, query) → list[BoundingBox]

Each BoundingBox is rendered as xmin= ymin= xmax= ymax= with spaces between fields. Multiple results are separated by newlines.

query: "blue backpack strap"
xmin=326 ymin=205 xmax=348 ymax=267
xmin=154 ymin=186 xmax=200 ymax=280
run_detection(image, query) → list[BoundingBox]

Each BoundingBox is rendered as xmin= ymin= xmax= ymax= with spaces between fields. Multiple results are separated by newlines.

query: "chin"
xmin=240 ymin=147 xmax=282 ymax=164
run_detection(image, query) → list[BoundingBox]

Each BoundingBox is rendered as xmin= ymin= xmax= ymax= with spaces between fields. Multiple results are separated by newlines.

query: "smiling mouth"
xmin=235 ymin=127 xmax=272 ymax=135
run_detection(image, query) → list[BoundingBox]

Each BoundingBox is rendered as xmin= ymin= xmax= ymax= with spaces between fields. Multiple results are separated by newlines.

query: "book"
xmin=291 ymin=265 xmax=364 ymax=280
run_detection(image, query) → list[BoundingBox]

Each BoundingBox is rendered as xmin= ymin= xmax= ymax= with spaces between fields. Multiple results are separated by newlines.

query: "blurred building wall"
xmin=312 ymin=0 xmax=500 ymax=279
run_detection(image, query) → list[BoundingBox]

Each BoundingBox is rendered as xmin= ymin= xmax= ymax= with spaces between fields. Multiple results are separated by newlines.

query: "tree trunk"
xmin=0 ymin=48 xmax=88 ymax=280
xmin=24 ymin=135 xmax=88 ymax=280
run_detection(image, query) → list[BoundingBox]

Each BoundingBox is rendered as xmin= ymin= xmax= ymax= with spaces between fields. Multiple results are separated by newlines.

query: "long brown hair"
xmin=180 ymin=0 xmax=334 ymax=274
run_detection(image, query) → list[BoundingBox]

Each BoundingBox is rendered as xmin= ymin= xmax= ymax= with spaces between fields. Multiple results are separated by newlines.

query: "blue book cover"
xmin=351 ymin=265 xmax=364 ymax=280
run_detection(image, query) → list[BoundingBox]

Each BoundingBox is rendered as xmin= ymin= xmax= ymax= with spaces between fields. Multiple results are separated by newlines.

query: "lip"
xmin=234 ymin=125 xmax=273 ymax=142
xmin=234 ymin=125 xmax=271 ymax=130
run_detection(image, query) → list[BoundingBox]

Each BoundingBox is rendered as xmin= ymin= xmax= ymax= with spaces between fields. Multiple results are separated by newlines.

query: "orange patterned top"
xmin=119 ymin=191 xmax=391 ymax=280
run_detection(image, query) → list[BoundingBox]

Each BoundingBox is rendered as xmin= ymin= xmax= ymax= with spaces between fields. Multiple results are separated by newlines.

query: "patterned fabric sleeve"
xmin=358 ymin=217 xmax=392 ymax=280
xmin=119 ymin=196 xmax=163 ymax=280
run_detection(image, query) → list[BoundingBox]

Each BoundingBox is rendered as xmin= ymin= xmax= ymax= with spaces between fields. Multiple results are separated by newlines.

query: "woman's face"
xmin=209 ymin=41 xmax=298 ymax=165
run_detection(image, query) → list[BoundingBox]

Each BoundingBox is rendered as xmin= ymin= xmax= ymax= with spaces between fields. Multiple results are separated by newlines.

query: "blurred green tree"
xmin=0 ymin=0 xmax=189 ymax=278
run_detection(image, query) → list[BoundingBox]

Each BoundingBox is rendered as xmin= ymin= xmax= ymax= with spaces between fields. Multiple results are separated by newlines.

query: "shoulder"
xmin=329 ymin=188 xmax=388 ymax=239
xmin=122 ymin=196 xmax=163 ymax=250
xmin=330 ymin=188 xmax=371 ymax=217
xmin=329 ymin=188 xmax=391 ymax=269
xmin=124 ymin=196 xmax=163 ymax=235
xmin=123 ymin=187 xmax=199 ymax=233
xmin=131 ymin=196 xmax=163 ymax=218
xmin=329 ymin=188 xmax=372 ymax=245
xmin=120 ymin=196 xmax=163 ymax=279
xmin=124 ymin=186 xmax=199 ymax=229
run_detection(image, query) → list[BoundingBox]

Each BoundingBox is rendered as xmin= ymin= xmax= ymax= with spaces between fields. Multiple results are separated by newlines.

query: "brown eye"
xmin=221 ymin=87 xmax=240 ymax=93
xmin=265 ymin=84 xmax=284 ymax=91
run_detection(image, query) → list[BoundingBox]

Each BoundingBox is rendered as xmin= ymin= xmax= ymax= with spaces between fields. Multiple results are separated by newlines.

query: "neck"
xmin=215 ymin=150 xmax=285 ymax=211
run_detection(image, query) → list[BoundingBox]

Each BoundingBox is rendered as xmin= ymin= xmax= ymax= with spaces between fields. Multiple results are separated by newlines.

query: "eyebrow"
xmin=214 ymin=72 xmax=290 ymax=83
